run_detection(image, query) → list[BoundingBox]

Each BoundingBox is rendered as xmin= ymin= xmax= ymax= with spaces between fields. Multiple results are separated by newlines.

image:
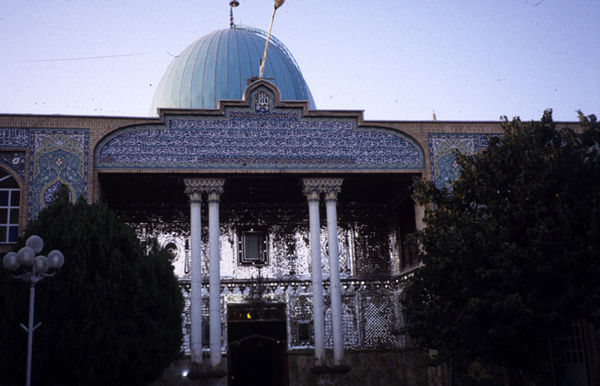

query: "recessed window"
xmin=238 ymin=229 xmax=268 ymax=266
xmin=296 ymin=320 xmax=313 ymax=345
xmin=0 ymin=170 xmax=20 ymax=244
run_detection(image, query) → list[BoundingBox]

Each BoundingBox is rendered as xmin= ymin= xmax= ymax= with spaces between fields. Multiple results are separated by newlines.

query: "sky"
xmin=0 ymin=0 xmax=598 ymax=122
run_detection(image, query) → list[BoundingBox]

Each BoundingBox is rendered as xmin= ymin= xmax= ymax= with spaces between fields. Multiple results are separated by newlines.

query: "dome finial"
xmin=229 ymin=1 xmax=240 ymax=28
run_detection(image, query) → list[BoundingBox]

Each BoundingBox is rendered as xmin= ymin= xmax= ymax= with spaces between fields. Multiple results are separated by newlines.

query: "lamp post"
xmin=2 ymin=235 xmax=65 ymax=386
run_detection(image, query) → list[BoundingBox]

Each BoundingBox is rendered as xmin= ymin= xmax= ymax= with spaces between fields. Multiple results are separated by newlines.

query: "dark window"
xmin=296 ymin=320 xmax=313 ymax=345
xmin=238 ymin=229 xmax=268 ymax=265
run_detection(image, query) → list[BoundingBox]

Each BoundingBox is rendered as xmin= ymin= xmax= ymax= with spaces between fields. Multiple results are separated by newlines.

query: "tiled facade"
xmin=5 ymin=80 xmax=586 ymax=385
xmin=0 ymin=82 xmax=505 ymax=364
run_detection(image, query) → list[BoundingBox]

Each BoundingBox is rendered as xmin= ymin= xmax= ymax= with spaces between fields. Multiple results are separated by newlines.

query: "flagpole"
xmin=259 ymin=0 xmax=285 ymax=78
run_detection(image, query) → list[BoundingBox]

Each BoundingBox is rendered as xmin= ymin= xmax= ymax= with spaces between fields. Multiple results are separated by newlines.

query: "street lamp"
xmin=2 ymin=235 xmax=65 ymax=386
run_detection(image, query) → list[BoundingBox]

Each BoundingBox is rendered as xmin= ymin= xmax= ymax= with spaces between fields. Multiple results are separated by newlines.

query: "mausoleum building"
xmin=0 ymin=22 xmax=596 ymax=386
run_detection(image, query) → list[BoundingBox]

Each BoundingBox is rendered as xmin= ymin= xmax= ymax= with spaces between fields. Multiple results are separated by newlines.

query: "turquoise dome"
xmin=151 ymin=26 xmax=316 ymax=113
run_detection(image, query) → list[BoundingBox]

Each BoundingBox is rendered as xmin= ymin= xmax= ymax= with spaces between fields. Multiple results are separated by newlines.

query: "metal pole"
xmin=25 ymin=282 xmax=35 ymax=386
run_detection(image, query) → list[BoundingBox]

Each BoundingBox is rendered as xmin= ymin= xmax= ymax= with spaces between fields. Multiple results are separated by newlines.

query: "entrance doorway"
xmin=228 ymin=304 xmax=288 ymax=386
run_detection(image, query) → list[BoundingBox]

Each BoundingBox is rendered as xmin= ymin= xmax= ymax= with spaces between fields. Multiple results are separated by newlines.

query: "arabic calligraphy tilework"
xmin=97 ymin=113 xmax=425 ymax=171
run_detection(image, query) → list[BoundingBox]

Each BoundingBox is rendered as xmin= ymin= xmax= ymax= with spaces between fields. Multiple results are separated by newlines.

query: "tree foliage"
xmin=403 ymin=110 xmax=600 ymax=383
xmin=0 ymin=195 xmax=183 ymax=385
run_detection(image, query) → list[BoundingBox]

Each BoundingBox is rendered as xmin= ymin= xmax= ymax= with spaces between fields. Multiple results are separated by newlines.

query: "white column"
xmin=206 ymin=180 xmax=224 ymax=368
xmin=325 ymin=180 xmax=344 ymax=365
xmin=303 ymin=179 xmax=326 ymax=365
xmin=184 ymin=179 xmax=203 ymax=364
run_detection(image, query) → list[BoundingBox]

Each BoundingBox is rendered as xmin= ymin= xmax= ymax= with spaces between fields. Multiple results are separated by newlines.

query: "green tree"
xmin=403 ymin=111 xmax=600 ymax=384
xmin=0 ymin=195 xmax=183 ymax=386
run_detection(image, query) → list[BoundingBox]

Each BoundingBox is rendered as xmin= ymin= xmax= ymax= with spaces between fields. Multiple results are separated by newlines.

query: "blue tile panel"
xmin=96 ymin=112 xmax=425 ymax=171
xmin=428 ymin=133 xmax=501 ymax=189
xmin=27 ymin=130 xmax=89 ymax=220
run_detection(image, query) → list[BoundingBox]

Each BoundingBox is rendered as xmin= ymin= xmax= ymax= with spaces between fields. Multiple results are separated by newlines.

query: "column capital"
xmin=323 ymin=182 xmax=342 ymax=201
xmin=303 ymin=189 xmax=320 ymax=202
xmin=184 ymin=179 xmax=203 ymax=202
xmin=184 ymin=178 xmax=225 ymax=202
xmin=202 ymin=179 xmax=225 ymax=202
xmin=302 ymin=178 xmax=343 ymax=201
xmin=302 ymin=178 xmax=321 ymax=201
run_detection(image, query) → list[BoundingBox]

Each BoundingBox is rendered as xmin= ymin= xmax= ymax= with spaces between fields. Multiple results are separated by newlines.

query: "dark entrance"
xmin=228 ymin=304 xmax=288 ymax=386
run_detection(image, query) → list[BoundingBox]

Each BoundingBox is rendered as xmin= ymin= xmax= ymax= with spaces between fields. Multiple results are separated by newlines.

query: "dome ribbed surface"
xmin=151 ymin=26 xmax=316 ymax=112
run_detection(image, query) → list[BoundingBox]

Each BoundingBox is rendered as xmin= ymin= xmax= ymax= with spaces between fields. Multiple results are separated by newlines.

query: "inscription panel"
xmin=0 ymin=128 xmax=28 ymax=148
xmin=96 ymin=113 xmax=425 ymax=171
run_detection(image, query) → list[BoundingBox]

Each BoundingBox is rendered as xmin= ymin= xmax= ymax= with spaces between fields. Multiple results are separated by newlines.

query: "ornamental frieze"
xmin=95 ymin=113 xmax=425 ymax=171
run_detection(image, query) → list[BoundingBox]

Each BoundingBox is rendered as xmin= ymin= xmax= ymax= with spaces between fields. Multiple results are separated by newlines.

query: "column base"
xmin=311 ymin=364 xmax=352 ymax=385
xmin=188 ymin=361 xmax=227 ymax=381
xmin=310 ymin=364 xmax=352 ymax=375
